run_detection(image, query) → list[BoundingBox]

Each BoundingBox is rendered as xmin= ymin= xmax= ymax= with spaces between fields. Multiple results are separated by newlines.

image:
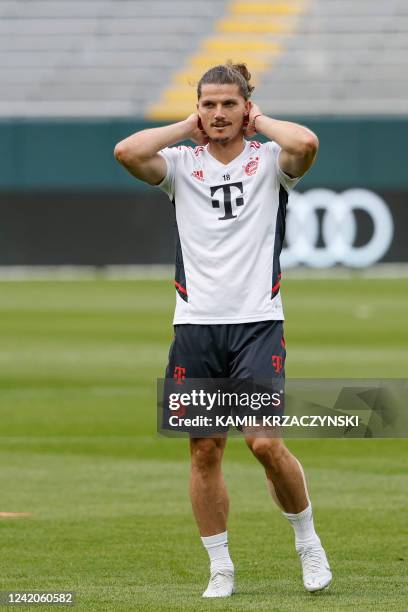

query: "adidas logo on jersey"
xmin=192 ymin=170 xmax=205 ymax=181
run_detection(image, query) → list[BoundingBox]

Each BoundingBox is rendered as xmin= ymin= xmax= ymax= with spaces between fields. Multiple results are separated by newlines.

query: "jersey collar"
xmin=205 ymin=140 xmax=249 ymax=168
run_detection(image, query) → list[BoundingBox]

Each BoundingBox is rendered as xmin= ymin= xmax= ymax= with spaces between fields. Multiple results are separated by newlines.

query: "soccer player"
xmin=114 ymin=63 xmax=332 ymax=598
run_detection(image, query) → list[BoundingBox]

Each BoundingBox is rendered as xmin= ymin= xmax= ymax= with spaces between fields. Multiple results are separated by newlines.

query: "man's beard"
xmin=210 ymin=135 xmax=230 ymax=144
xmin=209 ymin=123 xmax=244 ymax=144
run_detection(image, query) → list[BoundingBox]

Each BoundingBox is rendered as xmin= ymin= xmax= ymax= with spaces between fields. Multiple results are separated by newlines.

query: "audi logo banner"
xmin=283 ymin=189 xmax=395 ymax=268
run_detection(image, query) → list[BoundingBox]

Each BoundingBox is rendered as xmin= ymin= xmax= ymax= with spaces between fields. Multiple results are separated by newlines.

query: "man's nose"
xmin=214 ymin=105 xmax=226 ymax=117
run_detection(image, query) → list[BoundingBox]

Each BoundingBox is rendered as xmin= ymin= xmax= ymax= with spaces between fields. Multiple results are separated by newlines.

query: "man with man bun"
xmin=114 ymin=62 xmax=332 ymax=598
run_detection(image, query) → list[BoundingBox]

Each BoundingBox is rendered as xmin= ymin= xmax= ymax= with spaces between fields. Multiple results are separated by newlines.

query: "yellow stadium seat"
xmin=148 ymin=105 xmax=197 ymax=121
xmin=217 ymin=19 xmax=290 ymax=34
xmin=163 ymin=89 xmax=199 ymax=103
xmin=189 ymin=54 xmax=270 ymax=70
xmin=230 ymin=2 xmax=304 ymax=16
xmin=203 ymin=38 xmax=281 ymax=53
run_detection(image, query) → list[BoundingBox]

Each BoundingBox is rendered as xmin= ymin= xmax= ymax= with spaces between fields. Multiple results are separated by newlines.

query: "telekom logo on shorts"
xmin=173 ymin=366 xmax=186 ymax=384
xmin=272 ymin=355 xmax=283 ymax=374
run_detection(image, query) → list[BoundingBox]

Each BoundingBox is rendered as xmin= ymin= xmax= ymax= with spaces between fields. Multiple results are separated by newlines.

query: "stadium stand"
xmin=0 ymin=0 xmax=230 ymax=117
xmin=0 ymin=0 xmax=407 ymax=118
xmin=255 ymin=0 xmax=408 ymax=115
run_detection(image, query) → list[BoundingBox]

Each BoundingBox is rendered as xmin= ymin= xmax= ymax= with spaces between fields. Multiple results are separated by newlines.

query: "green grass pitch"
xmin=0 ymin=278 xmax=407 ymax=611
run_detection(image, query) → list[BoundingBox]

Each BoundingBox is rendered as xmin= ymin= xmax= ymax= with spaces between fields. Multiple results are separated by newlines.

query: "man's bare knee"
xmin=190 ymin=437 xmax=226 ymax=473
xmin=246 ymin=437 xmax=287 ymax=472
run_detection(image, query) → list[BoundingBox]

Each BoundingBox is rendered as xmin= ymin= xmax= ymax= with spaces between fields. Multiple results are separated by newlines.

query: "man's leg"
xmin=190 ymin=437 xmax=229 ymax=534
xmin=190 ymin=437 xmax=235 ymax=598
xmin=245 ymin=435 xmax=308 ymax=513
xmin=245 ymin=435 xmax=332 ymax=592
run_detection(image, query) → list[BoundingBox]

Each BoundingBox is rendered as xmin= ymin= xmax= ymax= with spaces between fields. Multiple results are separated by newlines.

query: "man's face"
xmin=197 ymin=83 xmax=250 ymax=144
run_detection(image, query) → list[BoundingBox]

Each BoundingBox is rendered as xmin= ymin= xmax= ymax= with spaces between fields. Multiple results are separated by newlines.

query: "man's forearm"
xmin=114 ymin=119 xmax=192 ymax=162
xmin=254 ymin=116 xmax=318 ymax=156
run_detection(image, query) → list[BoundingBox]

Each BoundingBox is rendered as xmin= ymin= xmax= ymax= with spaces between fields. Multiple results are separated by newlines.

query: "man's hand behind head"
xmin=245 ymin=102 xmax=263 ymax=138
xmin=185 ymin=114 xmax=209 ymax=146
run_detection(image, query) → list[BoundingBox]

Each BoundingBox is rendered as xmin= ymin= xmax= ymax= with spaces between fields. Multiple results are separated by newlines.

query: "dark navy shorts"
xmin=165 ymin=320 xmax=286 ymax=380
xmin=161 ymin=321 xmax=286 ymax=436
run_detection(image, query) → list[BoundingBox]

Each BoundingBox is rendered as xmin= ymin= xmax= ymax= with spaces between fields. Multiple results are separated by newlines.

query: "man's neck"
xmin=207 ymin=137 xmax=246 ymax=165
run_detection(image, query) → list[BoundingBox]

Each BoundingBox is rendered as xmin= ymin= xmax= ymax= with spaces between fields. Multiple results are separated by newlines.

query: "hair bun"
xmin=227 ymin=62 xmax=255 ymax=94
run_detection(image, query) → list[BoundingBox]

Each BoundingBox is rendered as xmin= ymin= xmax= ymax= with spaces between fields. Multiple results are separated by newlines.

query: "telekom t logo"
xmin=272 ymin=355 xmax=283 ymax=374
xmin=173 ymin=366 xmax=186 ymax=384
xmin=210 ymin=182 xmax=244 ymax=220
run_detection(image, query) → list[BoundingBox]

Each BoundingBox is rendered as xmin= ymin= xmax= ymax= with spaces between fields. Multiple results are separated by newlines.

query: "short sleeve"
xmin=265 ymin=141 xmax=301 ymax=192
xmin=157 ymin=147 xmax=181 ymax=200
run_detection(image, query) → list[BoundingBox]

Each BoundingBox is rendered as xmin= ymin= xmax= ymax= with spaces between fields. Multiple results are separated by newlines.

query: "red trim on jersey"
xmin=174 ymin=280 xmax=187 ymax=295
xmin=250 ymin=140 xmax=261 ymax=149
xmin=272 ymin=273 xmax=282 ymax=295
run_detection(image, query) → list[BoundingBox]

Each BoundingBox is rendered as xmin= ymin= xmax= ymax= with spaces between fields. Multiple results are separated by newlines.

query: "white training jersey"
xmin=158 ymin=139 xmax=300 ymax=324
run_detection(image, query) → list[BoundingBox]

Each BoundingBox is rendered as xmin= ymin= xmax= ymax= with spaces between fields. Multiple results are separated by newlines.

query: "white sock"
xmin=283 ymin=503 xmax=320 ymax=547
xmin=201 ymin=531 xmax=234 ymax=574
